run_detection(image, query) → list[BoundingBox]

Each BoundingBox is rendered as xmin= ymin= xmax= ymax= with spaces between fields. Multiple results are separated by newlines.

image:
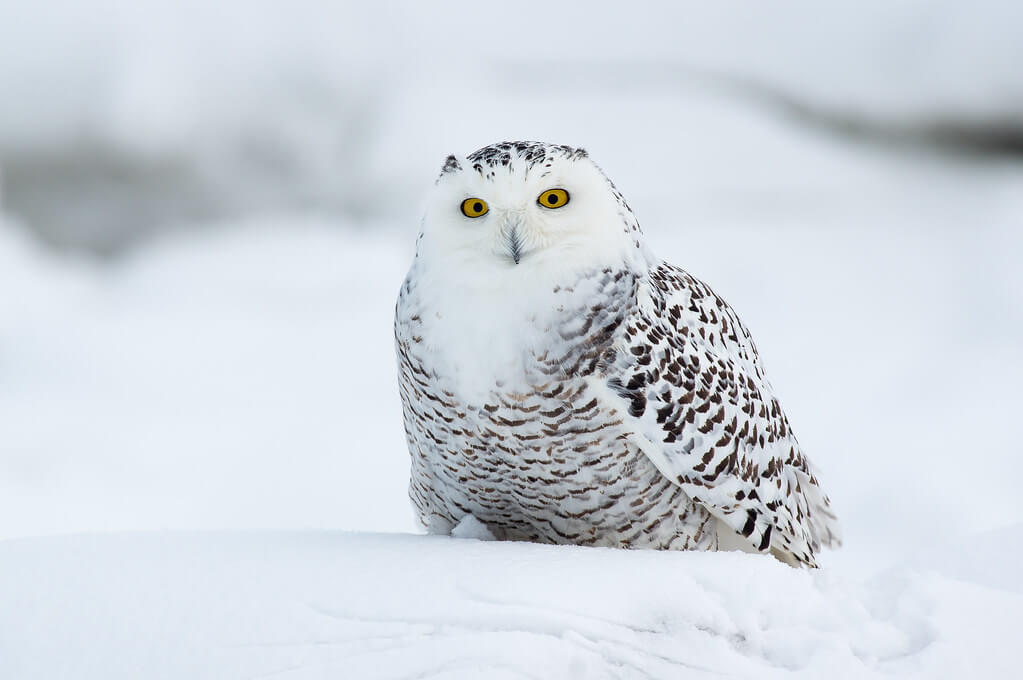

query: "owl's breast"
xmin=397 ymin=263 xmax=637 ymax=402
xmin=396 ymin=265 xmax=719 ymax=549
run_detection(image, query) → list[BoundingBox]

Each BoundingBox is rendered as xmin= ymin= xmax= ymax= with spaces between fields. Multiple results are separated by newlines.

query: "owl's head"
xmin=417 ymin=142 xmax=649 ymax=283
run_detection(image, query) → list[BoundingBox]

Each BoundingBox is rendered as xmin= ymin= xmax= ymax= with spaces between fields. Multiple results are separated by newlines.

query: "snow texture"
xmin=1 ymin=529 xmax=1021 ymax=679
xmin=451 ymin=515 xmax=497 ymax=542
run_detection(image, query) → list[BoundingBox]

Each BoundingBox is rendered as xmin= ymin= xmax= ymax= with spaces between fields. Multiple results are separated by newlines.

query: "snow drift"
xmin=2 ymin=529 xmax=1020 ymax=679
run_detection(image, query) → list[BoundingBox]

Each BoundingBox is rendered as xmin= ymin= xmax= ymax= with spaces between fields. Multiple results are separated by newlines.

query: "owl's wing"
xmin=593 ymin=263 xmax=840 ymax=566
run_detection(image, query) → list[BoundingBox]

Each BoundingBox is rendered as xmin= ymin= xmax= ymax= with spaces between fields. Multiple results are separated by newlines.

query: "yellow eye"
xmin=460 ymin=197 xmax=489 ymax=218
xmin=538 ymin=188 xmax=570 ymax=209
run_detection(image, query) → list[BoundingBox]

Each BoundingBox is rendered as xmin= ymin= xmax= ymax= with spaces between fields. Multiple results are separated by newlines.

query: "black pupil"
xmin=547 ymin=194 xmax=558 ymax=204
xmin=472 ymin=201 xmax=483 ymax=213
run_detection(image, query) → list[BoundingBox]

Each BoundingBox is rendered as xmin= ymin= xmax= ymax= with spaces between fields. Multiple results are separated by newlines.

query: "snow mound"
xmin=451 ymin=515 xmax=497 ymax=541
xmin=1 ymin=531 xmax=1019 ymax=679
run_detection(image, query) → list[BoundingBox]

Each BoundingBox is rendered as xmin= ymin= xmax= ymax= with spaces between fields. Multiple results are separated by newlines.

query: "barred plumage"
xmin=395 ymin=141 xmax=839 ymax=566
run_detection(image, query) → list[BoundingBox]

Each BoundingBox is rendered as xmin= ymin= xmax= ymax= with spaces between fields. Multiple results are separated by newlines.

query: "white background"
xmin=1 ymin=2 xmax=1021 ymax=677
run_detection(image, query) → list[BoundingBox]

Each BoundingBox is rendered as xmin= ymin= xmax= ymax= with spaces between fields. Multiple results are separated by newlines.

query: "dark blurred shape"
xmin=1 ymin=142 xmax=219 ymax=256
xmin=718 ymin=73 xmax=1023 ymax=160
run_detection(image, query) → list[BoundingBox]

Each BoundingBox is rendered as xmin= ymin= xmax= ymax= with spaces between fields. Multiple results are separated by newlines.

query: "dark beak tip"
xmin=507 ymin=222 xmax=523 ymax=265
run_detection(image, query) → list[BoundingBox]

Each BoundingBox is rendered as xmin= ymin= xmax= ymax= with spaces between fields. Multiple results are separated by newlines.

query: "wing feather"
xmin=597 ymin=263 xmax=840 ymax=566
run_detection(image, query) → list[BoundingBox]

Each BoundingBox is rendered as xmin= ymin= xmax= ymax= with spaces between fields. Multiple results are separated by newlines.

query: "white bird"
xmin=395 ymin=141 xmax=840 ymax=567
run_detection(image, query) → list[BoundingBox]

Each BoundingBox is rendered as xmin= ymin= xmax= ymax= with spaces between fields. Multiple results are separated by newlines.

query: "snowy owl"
xmin=395 ymin=141 xmax=840 ymax=567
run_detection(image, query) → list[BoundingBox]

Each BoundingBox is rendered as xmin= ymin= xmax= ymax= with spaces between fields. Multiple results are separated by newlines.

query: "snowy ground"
xmin=2 ymin=2 xmax=1023 ymax=677
xmin=2 ymin=529 xmax=1021 ymax=679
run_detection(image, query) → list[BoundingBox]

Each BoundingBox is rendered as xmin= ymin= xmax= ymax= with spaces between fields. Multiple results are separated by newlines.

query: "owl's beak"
xmin=503 ymin=215 xmax=523 ymax=265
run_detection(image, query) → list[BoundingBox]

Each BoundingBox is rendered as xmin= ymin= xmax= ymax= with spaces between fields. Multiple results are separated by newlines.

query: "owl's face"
xmin=418 ymin=142 xmax=645 ymax=283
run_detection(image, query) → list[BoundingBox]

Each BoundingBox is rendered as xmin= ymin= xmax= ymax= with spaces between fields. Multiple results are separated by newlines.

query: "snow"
xmin=450 ymin=515 xmax=498 ymax=542
xmin=2 ymin=2 xmax=1023 ymax=676
xmin=1 ymin=529 xmax=1020 ymax=679
xmin=0 ymin=220 xmax=416 ymax=540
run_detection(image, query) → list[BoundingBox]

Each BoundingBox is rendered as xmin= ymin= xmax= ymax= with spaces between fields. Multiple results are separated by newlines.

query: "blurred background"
xmin=1 ymin=0 xmax=1021 ymax=573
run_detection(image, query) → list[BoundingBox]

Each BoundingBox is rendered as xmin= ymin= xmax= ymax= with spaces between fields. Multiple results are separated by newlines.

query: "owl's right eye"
xmin=460 ymin=198 xmax=489 ymax=218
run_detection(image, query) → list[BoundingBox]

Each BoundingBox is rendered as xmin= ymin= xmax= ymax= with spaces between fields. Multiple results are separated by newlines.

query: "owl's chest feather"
xmin=397 ymin=265 xmax=721 ymax=549
xmin=398 ymin=264 xmax=637 ymax=401
xmin=397 ymin=265 xmax=642 ymax=486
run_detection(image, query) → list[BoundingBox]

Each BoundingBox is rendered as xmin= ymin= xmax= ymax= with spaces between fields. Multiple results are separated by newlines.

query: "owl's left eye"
xmin=538 ymin=188 xmax=570 ymax=209
xmin=461 ymin=198 xmax=489 ymax=218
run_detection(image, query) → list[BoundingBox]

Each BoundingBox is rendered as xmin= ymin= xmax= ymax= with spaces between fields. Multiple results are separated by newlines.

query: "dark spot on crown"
xmin=465 ymin=141 xmax=589 ymax=172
